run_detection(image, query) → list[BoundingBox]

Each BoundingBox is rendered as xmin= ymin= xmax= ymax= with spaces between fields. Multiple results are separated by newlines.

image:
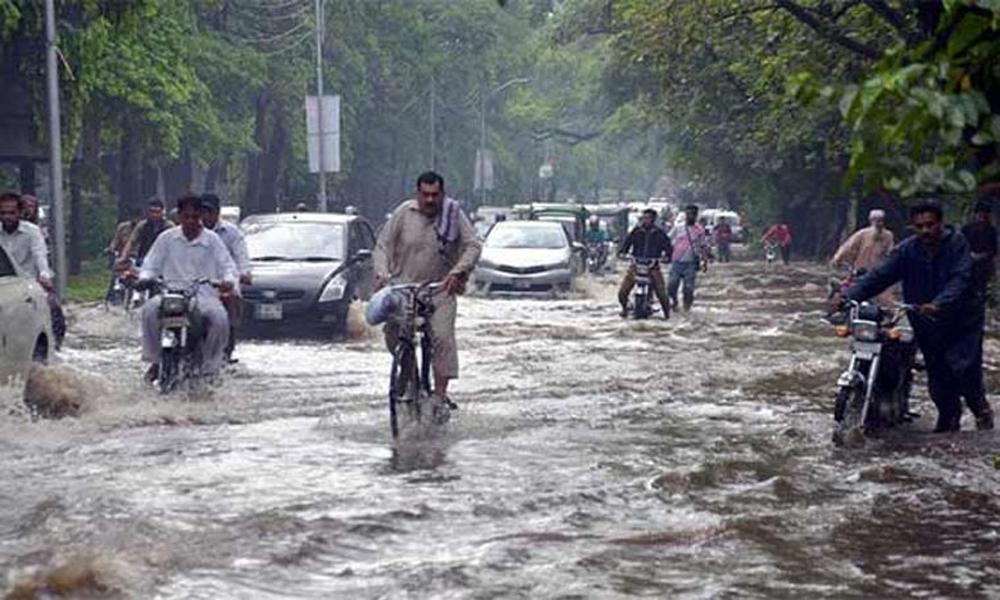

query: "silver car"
xmin=0 ymin=246 xmax=52 ymax=399
xmin=474 ymin=220 xmax=575 ymax=295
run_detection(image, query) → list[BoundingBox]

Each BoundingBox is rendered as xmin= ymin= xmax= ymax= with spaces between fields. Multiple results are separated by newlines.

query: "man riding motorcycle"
xmin=618 ymin=208 xmax=672 ymax=320
xmin=135 ymin=195 xmax=237 ymax=382
xmin=585 ymin=215 xmax=609 ymax=271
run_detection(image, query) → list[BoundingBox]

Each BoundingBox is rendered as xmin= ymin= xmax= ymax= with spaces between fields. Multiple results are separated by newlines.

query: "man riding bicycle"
xmin=373 ymin=171 xmax=482 ymax=408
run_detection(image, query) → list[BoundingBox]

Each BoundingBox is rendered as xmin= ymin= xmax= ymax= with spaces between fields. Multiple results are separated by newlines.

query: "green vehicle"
xmin=584 ymin=204 xmax=630 ymax=247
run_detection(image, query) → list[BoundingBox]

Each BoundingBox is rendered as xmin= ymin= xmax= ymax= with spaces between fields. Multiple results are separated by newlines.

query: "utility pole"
xmin=44 ymin=0 xmax=66 ymax=297
xmin=479 ymin=85 xmax=486 ymax=207
xmin=477 ymin=77 xmax=530 ymax=208
xmin=429 ymin=74 xmax=436 ymax=170
xmin=314 ymin=0 xmax=327 ymax=212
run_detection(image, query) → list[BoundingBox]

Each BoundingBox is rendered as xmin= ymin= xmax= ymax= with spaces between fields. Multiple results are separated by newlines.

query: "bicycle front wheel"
xmin=389 ymin=344 xmax=419 ymax=438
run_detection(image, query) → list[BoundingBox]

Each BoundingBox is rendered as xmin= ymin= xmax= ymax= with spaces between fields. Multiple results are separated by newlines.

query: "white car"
xmin=0 ymin=246 xmax=53 ymax=399
xmin=474 ymin=221 xmax=576 ymax=295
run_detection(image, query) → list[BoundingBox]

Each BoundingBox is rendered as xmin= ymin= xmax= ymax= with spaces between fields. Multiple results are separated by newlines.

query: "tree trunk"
xmin=119 ymin=123 xmax=143 ymax=221
xmin=68 ymin=160 xmax=83 ymax=275
xmin=258 ymin=108 xmax=288 ymax=214
xmin=19 ymin=160 xmax=35 ymax=194
xmin=243 ymin=90 xmax=270 ymax=215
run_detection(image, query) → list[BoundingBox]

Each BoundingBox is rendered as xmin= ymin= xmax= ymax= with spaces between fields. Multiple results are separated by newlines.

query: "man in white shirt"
xmin=137 ymin=195 xmax=237 ymax=379
xmin=0 ymin=192 xmax=53 ymax=284
xmin=200 ymin=193 xmax=251 ymax=362
xmin=0 ymin=192 xmax=65 ymax=348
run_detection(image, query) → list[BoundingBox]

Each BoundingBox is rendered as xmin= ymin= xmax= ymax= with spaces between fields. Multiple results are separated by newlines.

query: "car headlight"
xmin=477 ymin=258 xmax=498 ymax=270
xmin=549 ymin=261 xmax=571 ymax=270
xmin=319 ymin=274 xmax=347 ymax=302
xmin=852 ymin=320 xmax=880 ymax=342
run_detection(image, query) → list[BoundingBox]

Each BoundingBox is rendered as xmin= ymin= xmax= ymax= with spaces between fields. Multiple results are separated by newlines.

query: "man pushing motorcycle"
xmin=134 ymin=195 xmax=237 ymax=382
xmin=832 ymin=200 xmax=993 ymax=432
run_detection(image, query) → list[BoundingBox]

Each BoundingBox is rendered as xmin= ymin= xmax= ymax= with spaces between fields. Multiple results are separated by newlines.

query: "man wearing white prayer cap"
xmin=832 ymin=207 xmax=896 ymax=273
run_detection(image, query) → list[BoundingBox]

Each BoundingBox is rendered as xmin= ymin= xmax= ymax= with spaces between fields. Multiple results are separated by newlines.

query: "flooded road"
xmin=3 ymin=261 xmax=999 ymax=598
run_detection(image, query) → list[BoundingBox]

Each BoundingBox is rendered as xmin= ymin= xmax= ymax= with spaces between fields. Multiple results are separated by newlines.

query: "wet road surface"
xmin=2 ymin=261 xmax=999 ymax=598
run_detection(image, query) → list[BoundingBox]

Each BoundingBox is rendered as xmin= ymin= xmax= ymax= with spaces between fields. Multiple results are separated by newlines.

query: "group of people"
xmin=109 ymin=194 xmax=252 ymax=380
xmin=615 ymin=204 xmax=713 ymax=319
xmin=831 ymin=199 xmax=996 ymax=432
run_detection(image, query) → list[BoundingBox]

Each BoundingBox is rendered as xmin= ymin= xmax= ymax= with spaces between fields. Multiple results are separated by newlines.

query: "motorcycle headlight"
xmin=319 ymin=274 xmax=347 ymax=302
xmin=852 ymin=320 xmax=880 ymax=342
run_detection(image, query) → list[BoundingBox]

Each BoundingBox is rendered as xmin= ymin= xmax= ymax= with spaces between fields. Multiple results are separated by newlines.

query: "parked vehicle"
xmin=0 ymin=246 xmax=52 ymax=400
xmin=764 ymin=242 xmax=777 ymax=265
xmin=474 ymin=220 xmax=575 ymax=295
xmin=241 ymin=213 xmax=375 ymax=334
xmin=629 ymin=258 xmax=658 ymax=319
xmin=830 ymin=299 xmax=918 ymax=445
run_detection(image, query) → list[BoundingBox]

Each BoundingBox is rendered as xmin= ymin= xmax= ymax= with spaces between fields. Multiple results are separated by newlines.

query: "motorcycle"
xmin=830 ymin=299 xmax=918 ymax=445
xmin=764 ymin=242 xmax=777 ymax=266
xmin=587 ymin=242 xmax=609 ymax=273
xmin=147 ymin=279 xmax=219 ymax=393
xmin=630 ymin=258 xmax=658 ymax=319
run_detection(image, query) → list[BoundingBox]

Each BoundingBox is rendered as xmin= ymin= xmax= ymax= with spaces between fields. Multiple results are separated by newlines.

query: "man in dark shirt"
xmin=121 ymin=198 xmax=172 ymax=265
xmin=837 ymin=200 xmax=992 ymax=432
xmin=961 ymin=198 xmax=997 ymax=302
xmin=618 ymin=208 xmax=673 ymax=319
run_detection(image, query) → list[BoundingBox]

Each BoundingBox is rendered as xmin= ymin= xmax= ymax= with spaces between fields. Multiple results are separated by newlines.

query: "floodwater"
xmin=2 ymin=261 xmax=999 ymax=598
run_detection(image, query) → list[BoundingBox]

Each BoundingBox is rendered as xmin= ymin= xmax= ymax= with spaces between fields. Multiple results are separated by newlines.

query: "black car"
xmin=241 ymin=212 xmax=375 ymax=333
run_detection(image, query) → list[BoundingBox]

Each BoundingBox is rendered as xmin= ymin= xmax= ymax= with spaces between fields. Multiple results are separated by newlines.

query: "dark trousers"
xmin=780 ymin=244 xmax=791 ymax=265
xmin=717 ymin=242 xmax=731 ymax=263
xmin=924 ymin=332 xmax=991 ymax=428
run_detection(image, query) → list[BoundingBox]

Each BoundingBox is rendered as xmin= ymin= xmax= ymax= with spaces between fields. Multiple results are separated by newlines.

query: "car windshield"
xmin=244 ymin=222 xmax=346 ymax=261
xmin=486 ymin=225 xmax=566 ymax=249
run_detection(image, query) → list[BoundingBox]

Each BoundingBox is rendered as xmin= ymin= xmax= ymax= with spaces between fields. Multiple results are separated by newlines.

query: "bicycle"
xmin=386 ymin=281 xmax=447 ymax=438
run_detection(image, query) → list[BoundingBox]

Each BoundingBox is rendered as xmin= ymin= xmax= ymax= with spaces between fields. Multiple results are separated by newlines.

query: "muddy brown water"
xmin=2 ymin=261 xmax=998 ymax=598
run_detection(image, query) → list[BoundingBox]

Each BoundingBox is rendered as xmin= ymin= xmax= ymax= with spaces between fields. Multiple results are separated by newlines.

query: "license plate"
xmin=513 ymin=279 xmax=532 ymax=290
xmin=255 ymin=302 xmax=283 ymax=320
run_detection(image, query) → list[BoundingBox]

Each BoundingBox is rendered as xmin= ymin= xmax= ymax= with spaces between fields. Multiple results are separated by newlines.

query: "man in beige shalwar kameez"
xmin=832 ymin=208 xmax=896 ymax=303
xmin=374 ymin=171 xmax=482 ymax=405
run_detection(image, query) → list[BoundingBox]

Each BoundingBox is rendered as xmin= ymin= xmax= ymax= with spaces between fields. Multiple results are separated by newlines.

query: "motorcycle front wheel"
xmin=833 ymin=385 xmax=866 ymax=446
xmin=159 ymin=348 xmax=179 ymax=394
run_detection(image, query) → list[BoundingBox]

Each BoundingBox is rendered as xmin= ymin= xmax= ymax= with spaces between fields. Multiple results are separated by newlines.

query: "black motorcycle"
xmin=587 ymin=242 xmax=609 ymax=273
xmin=630 ymin=258 xmax=657 ymax=320
xmin=830 ymin=299 xmax=918 ymax=445
xmin=146 ymin=279 xmax=219 ymax=393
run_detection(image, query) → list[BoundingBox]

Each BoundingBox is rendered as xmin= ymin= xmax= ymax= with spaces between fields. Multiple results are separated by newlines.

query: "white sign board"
xmin=474 ymin=149 xmax=494 ymax=191
xmin=305 ymin=95 xmax=341 ymax=173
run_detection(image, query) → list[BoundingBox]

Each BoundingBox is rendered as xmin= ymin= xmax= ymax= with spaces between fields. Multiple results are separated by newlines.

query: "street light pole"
xmin=479 ymin=86 xmax=486 ymax=207
xmin=44 ymin=0 xmax=66 ymax=297
xmin=477 ymin=77 xmax=530 ymax=208
xmin=314 ymin=0 xmax=327 ymax=212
